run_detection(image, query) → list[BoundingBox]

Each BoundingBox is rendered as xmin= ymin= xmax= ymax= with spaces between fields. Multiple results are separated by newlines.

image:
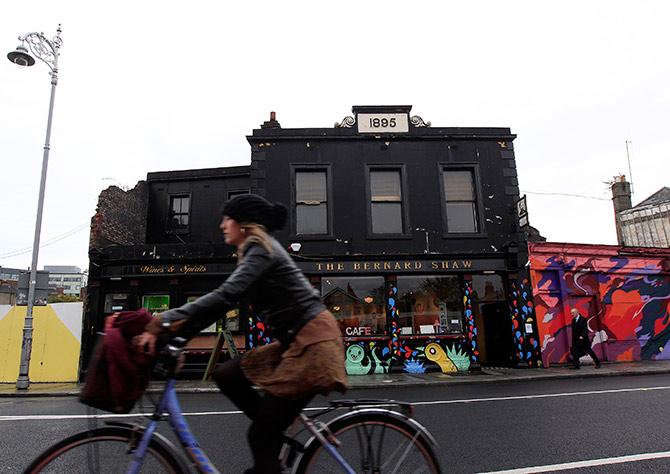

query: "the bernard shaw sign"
xmin=299 ymin=258 xmax=504 ymax=273
xmin=105 ymin=258 xmax=504 ymax=278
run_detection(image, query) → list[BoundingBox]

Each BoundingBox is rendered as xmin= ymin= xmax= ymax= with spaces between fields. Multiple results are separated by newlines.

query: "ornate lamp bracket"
xmin=18 ymin=24 xmax=63 ymax=74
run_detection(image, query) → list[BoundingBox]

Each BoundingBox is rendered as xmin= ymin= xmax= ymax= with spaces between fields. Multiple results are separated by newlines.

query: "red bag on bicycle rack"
xmin=80 ymin=309 xmax=155 ymax=414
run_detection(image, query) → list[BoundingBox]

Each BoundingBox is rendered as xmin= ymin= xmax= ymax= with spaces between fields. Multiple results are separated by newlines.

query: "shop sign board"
xmin=517 ymin=195 xmax=529 ymax=228
xmin=357 ymin=113 xmax=409 ymax=133
xmin=103 ymin=258 xmax=506 ymax=278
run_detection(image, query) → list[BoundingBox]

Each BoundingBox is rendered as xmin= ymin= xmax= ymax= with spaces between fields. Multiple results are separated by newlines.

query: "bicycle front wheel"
xmin=24 ymin=426 xmax=187 ymax=474
xmin=296 ymin=411 xmax=441 ymax=474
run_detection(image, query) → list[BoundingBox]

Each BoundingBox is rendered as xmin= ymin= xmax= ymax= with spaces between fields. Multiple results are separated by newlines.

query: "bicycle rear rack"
xmin=329 ymin=399 xmax=414 ymax=417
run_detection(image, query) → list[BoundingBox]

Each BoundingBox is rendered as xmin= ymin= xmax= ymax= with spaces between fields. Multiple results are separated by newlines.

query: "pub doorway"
xmin=472 ymin=274 xmax=514 ymax=367
xmin=480 ymin=302 xmax=515 ymax=367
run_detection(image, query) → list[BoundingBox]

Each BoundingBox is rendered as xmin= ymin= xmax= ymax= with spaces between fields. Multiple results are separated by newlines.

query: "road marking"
xmin=478 ymin=449 xmax=670 ymax=473
xmin=2 ymin=385 xmax=670 ymax=422
xmin=410 ymin=384 xmax=670 ymax=407
xmin=0 ymin=410 xmax=244 ymax=421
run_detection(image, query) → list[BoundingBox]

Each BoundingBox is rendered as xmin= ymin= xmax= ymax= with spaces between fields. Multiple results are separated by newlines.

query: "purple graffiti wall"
xmin=530 ymin=242 xmax=670 ymax=367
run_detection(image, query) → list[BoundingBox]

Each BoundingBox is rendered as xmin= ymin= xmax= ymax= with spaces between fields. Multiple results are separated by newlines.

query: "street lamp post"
xmin=7 ymin=25 xmax=63 ymax=390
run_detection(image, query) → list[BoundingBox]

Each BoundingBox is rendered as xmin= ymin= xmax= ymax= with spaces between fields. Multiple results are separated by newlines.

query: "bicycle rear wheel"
xmin=24 ymin=426 xmax=187 ymax=473
xmin=296 ymin=411 xmax=441 ymax=474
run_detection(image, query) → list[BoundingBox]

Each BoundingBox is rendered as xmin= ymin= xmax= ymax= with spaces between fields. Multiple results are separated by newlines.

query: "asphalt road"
xmin=2 ymin=374 xmax=670 ymax=473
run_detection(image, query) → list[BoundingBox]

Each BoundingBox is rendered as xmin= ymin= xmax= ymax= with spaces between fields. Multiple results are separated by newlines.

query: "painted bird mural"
xmin=425 ymin=342 xmax=457 ymax=373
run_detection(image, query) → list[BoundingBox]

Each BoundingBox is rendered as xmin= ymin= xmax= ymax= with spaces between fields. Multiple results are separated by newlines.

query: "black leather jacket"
xmin=161 ymin=237 xmax=326 ymax=344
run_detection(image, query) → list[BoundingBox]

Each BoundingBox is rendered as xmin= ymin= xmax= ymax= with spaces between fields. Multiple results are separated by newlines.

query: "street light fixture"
xmin=7 ymin=44 xmax=35 ymax=67
xmin=7 ymin=25 xmax=63 ymax=390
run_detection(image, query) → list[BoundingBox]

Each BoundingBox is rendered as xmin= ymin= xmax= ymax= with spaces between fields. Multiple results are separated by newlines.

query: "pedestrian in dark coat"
xmin=569 ymin=308 xmax=601 ymax=369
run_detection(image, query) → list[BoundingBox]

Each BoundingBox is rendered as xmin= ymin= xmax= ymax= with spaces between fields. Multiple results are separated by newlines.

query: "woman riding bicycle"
xmin=136 ymin=194 xmax=348 ymax=474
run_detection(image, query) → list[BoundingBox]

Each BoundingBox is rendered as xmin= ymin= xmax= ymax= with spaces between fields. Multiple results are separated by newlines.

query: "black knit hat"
xmin=221 ymin=194 xmax=287 ymax=232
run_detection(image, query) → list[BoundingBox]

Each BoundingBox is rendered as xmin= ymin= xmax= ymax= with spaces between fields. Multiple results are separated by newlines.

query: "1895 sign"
xmin=358 ymin=113 xmax=409 ymax=133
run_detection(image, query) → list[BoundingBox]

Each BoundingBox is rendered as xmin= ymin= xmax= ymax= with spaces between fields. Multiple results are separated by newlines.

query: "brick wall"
xmin=89 ymin=182 xmax=148 ymax=249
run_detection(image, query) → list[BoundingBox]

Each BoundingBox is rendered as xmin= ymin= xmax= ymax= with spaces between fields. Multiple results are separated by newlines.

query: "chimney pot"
xmin=260 ymin=111 xmax=281 ymax=129
xmin=611 ymin=176 xmax=632 ymax=246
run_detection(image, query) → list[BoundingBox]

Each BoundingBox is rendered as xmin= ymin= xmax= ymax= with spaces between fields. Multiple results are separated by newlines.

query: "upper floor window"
xmin=370 ymin=169 xmax=404 ymax=234
xmin=443 ymin=169 xmax=478 ymax=233
xmin=168 ymin=194 xmax=190 ymax=232
xmin=295 ymin=170 xmax=328 ymax=235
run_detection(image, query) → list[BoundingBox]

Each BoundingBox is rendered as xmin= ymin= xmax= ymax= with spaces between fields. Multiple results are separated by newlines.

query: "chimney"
xmin=260 ymin=111 xmax=281 ymax=129
xmin=611 ymin=175 xmax=632 ymax=245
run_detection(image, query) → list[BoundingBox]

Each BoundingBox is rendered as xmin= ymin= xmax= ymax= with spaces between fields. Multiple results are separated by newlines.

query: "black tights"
xmin=213 ymin=358 xmax=312 ymax=474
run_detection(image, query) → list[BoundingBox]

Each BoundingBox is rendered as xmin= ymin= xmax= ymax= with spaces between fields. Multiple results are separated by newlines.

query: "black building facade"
xmin=82 ymin=105 xmax=541 ymax=377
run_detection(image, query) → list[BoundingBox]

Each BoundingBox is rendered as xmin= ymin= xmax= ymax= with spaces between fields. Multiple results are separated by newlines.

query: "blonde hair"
xmin=237 ymin=223 xmax=273 ymax=262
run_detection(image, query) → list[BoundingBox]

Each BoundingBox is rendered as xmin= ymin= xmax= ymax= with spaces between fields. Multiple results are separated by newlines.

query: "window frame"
xmin=166 ymin=193 xmax=192 ymax=235
xmin=365 ymin=164 xmax=411 ymax=239
xmin=227 ymin=189 xmax=250 ymax=200
xmin=290 ymin=164 xmax=334 ymax=239
xmin=438 ymin=163 xmax=486 ymax=238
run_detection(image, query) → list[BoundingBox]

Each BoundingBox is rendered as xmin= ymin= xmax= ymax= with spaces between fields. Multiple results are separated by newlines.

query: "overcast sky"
xmin=1 ymin=1 xmax=668 ymax=271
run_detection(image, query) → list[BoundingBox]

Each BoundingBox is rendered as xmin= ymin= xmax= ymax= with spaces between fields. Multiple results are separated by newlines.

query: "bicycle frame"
xmin=127 ymin=378 xmax=219 ymax=474
xmin=126 ymin=378 xmax=356 ymax=474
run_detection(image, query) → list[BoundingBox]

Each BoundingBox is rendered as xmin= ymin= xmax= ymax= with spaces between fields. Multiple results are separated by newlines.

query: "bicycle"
xmin=24 ymin=338 xmax=442 ymax=473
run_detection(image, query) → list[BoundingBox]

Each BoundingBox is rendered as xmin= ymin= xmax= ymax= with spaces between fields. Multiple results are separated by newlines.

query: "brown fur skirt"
xmin=240 ymin=311 xmax=348 ymax=399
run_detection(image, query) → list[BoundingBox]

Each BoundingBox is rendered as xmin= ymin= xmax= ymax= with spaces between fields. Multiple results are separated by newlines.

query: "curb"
xmin=3 ymin=366 xmax=670 ymax=398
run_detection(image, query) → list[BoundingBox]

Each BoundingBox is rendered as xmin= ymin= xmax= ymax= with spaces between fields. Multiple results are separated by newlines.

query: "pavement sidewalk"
xmin=3 ymin=360 xmax=670 ymax=398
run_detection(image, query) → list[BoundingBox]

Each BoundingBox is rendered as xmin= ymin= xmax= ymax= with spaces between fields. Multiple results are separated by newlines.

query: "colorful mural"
xmin=529 ymin=242 xmax=670 ymax=367
xmin=343 ymin=338 xmax=471 ymax=375
xmin=463 ymin=280 xmax=479 ymax=363
xmin=387 ymin=283 xmax=402 ymax=359
xmin=247 ymin=310 xmax=271 ymax=350
xmin=509 ymin=278 xmax=542 ymax=367
xmin=345 ymin=342 xmax=388 ymax=375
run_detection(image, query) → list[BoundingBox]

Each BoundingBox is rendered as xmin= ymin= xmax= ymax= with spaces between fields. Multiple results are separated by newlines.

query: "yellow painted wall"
xmin=0 ymin=305 xmax=80 ymax=382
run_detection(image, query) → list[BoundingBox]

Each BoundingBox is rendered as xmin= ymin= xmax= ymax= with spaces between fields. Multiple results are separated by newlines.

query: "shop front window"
xmin=472 ymin=274 xmax=505 ymax=302
xmin=396 ymin=276 xmax=462 ymax=335
xmin=142 ymin=295 xmax=170 ymax=314
xmin=322 ymin=276 xmax=386 ymax=337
